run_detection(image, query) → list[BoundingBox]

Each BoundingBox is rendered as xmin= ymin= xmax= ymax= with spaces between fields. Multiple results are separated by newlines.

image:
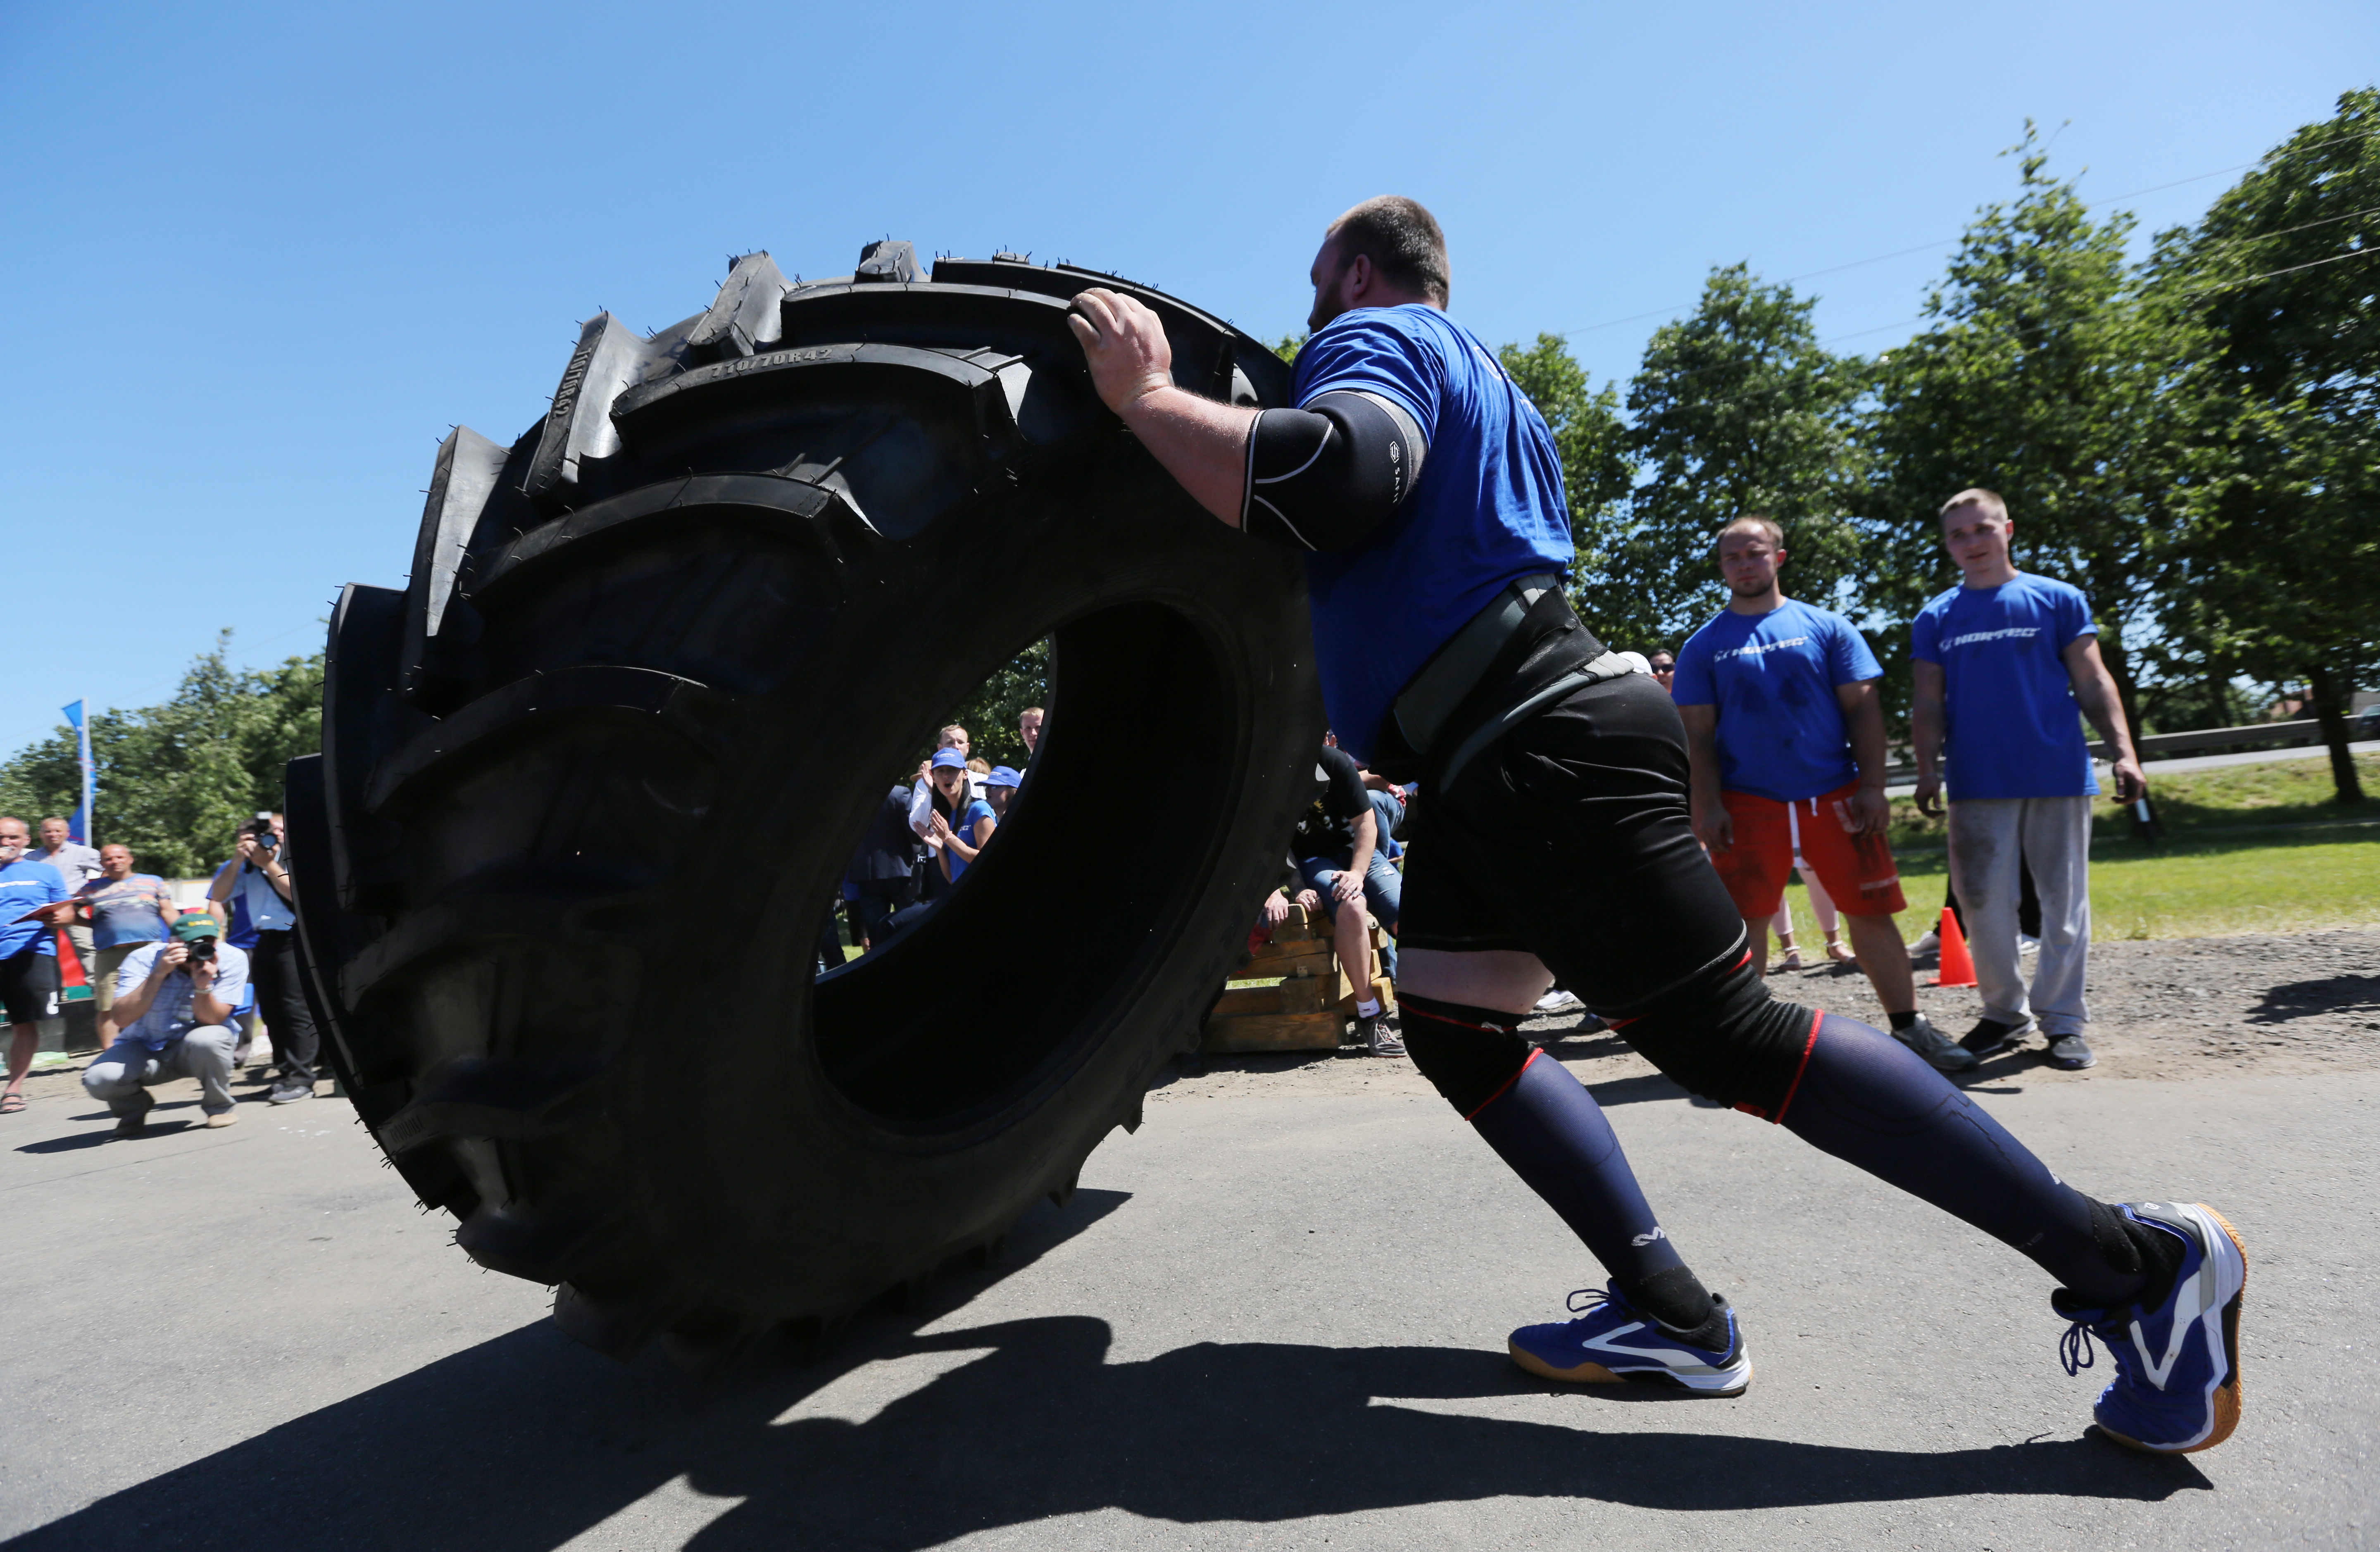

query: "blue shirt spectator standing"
xmin=83 ymin=913 xmax=249 ymax=1134
xmin=204 ymin=813 xmax=321 ymax=1104
xmin=76 ymin=843 xmax=177 ymax=1039
xmin=1673 ymin=516 xmax=1965 ymax=1071
xmin=923 ymin=749 xmax=996 ymax=884
xmin=0 ymin=816 xmax=69 ymax=1116
xmin=1912 ymin=488 xmax=2147 ymax=1071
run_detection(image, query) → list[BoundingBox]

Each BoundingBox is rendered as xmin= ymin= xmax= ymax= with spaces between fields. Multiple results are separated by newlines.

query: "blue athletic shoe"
xmin=1508 ymin=1283 xmax=1753 ymax=1395
xmin=2054 ymin=1201 xmax=2248 ymax=1454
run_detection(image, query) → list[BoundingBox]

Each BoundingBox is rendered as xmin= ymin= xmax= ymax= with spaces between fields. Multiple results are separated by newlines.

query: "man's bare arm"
xmin=1910 ymin=660 xmax=1947 ymax=817
xmin=2063 ymin=636 xmax=2147 ymax=802
xmin=1068 ymin=289 xmax=1254 ymax=525
xmin=1676 ymin=703 xmax=1732 ymax=851
xmin=1831 ymin=680 xmax=1892 ymax=836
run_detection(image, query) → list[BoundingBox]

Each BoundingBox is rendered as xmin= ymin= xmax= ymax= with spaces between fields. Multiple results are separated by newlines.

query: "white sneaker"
xmin=1535 ymin=989 xmax=1584 ymax=1014
xmin=1908 ymin=930 xmax=1940 ymax=959
xmin=2019 ymin=934 xmax=2040 ymax=956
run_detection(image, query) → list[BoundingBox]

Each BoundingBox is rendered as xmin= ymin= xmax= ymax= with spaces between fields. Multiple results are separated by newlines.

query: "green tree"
xmin=934 ymin=638 xmax=1050 ymax=773
xmin=1865 ymin=127 xmax=2184 ymax=735
xmin=0 ymin=634 xmax=324 ymax=877
xmin=2149 ymin=89 xmax=2380 ymax=802
xmin=1497 ymin=334 xmax=1639 ymax=643
xmin=1618 ymin=264 xmax=1870 ymax=653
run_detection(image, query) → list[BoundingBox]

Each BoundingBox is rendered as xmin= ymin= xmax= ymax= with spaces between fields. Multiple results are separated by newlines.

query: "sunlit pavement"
xmin=2 ymin=1058 xmax=2372 ymax=1550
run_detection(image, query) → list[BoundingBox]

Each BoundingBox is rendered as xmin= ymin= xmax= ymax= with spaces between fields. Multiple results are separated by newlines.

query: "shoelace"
xmin=2060 ymin=1318 xmax=2102 ymax=1377
xmin=1565 ymin=1285 xmax=1623 ymax=1320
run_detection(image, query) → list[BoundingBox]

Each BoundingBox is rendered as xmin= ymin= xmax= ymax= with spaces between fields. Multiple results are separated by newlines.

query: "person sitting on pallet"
xmin=1290 ymin=736 xmax=1402 ymax=1057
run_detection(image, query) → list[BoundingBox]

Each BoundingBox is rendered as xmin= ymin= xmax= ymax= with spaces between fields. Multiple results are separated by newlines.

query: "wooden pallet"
xmin=1202 ymin=902 xmax=1393 ymax=1053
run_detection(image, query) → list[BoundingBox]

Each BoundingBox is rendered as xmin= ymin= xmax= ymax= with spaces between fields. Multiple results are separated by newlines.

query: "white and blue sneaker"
xmin=2054 ymin=1201 xmax=2248 ymax=1454
xmin=1508 ymin=1283 xmax=1753 ymax=1395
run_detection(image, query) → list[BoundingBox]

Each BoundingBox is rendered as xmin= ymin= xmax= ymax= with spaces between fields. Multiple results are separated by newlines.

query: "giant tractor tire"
xmin=286 ymin=245 xmax=1320 ymax=1363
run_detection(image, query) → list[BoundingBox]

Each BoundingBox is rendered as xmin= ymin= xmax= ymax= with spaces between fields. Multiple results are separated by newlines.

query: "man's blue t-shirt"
xmin=1290 ymin=305 xmax=1574 ymax=764
xmin=1672 ymin=600 xmax=1882 ymax=803
xmin=1911 ymin=573 xmax=2100 ymax=800
xmin=0 ymin=859 xmax=67 ymax=959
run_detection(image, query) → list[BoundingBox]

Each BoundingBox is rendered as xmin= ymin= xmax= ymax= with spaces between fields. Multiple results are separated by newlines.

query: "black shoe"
xmin=267 ymin=1081 xmax=315 ymax=1105
xmin=2047 ymin=1032 xmax=2097 ymax=1070
xmin=1961 ymin=1016 xmax=2035 ymax=1059
xmin=113 ymin=1089 xmax=156 ymax=1138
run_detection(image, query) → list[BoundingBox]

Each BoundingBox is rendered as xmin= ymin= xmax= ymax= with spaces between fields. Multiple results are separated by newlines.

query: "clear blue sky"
xmin=4 ymin=0 xmax=2370 ymax=757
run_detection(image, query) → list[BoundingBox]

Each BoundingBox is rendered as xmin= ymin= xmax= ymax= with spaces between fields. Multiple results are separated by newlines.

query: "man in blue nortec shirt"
xmin=1673 ymin=515 xmax=1966 ymax=1071
xmin=1065 ymin=198 xmax=2244 ymax=1452
xmin=1913 ymin=488 xmax=2147 ymax=1072
xmin=0 ymin=815 xmax=69 ymax=1116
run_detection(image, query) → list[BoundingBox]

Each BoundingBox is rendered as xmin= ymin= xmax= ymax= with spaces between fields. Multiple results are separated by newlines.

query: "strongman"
xmin=1066 ymin=196 xmax=2246 ymax=1454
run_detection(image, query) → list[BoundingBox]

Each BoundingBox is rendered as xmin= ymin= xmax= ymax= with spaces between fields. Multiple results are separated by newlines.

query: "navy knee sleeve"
xmin=1398 ymin=993 xmax=1533 ymax=1115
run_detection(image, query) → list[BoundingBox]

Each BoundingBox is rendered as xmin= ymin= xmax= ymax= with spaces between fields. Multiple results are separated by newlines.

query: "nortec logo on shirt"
xmin=1943 ymin=626 xmax=2040 ymax=649
xmin=1713 ymin=636 xmax=1810 ymax=663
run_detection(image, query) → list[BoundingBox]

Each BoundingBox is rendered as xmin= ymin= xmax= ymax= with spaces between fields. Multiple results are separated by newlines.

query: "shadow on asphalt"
xmin=14 ymin=1186 xmax=2209 ymax=1549
xmin=2249 ymin=972 xmax=2380 ymax=1024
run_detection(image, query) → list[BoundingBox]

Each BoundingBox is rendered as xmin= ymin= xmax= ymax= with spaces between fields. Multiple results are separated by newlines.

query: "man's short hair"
xmin=1939 ymin=488 xmax=2009 ymax=522
xmin=938 ymin=724 xmax=967 ymax=744
xmin=40 ymin=816 xmax=67 ymax=826
xmin=1714 ymin=514 xmax=1784 ymax=552
xmin=1019 ymin=707 xmax=1043 ymax=721
xmin=1326 ymin=197 xmax=1451 ymax=307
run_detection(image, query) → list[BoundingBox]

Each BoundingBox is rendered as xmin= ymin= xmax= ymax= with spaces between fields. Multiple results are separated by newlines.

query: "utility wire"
xmin=1553 ymin=126 xmax=2380 ymax=341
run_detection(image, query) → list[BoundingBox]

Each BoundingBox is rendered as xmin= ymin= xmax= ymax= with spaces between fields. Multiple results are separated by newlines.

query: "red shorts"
xmin=1709 ymin=780 xmax=1906 ymax=919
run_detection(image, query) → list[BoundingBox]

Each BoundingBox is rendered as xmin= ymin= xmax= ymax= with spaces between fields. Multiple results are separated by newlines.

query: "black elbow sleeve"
xmin=1242 ymin=390 xmax=1426 ymax=551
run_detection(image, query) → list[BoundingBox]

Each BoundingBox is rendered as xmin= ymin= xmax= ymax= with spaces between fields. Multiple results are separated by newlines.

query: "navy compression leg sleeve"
xmin=1402 ymin=993 xmax=1711 ymax=1329
xmin=1776 ymin=1012 xmax=2151 ymax=1307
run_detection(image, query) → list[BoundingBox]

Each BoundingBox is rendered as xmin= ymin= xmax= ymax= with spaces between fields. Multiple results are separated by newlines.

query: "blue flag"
xmin=63 ymin=699 xmax=94 ymax=846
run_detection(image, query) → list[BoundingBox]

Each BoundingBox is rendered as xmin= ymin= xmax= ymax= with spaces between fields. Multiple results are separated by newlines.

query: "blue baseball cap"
xmin=929 ymin=748 xmax=969 ymax=771
xmin=985 ymin=765 xmax=1022 ymax=789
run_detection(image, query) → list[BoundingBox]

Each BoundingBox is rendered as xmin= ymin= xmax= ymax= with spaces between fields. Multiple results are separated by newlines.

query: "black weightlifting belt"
xmin=1387 ymin=573 xmax=1633 ymax=790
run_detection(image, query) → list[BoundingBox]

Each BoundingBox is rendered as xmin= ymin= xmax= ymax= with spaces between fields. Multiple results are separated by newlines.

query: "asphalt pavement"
xmin=2 ymin=1052 xmax=2373 ymax=1551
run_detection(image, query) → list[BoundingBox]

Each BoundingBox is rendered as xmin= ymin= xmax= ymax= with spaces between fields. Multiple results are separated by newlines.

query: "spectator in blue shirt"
xmin=1912 ymin=488 xmax=2147 ymax=1071
xmin=1674 ymin=516 xmax=1967 ymax=1071
xmin=923 ymin=749 xmax=997 ymax=884
xmin=205 ymin=813 xmax=321 ymax=1104
xmin=0 ymin=816 xmax=69 ymax=1116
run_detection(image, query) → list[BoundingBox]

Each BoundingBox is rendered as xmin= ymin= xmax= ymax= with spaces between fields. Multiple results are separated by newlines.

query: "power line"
xmin=1552 ymin=126 xmax=2380 ymax=342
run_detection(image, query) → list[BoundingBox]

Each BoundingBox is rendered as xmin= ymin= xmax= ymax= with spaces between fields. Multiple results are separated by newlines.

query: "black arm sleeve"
xmin=1241 ymin=389 xmax=1426 ymax=552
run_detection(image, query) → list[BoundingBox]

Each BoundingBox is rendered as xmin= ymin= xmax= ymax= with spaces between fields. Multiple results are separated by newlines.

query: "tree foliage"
xmin=0 ymin=634 xmax=324 ymax=877
xmin=1620 ymin=264 xmax=1869 ymax=653
xmin=1864 ymin=126 xmax=2184 ymax=735
xmin=2149 ymin=88 xmax=2380 ymax=800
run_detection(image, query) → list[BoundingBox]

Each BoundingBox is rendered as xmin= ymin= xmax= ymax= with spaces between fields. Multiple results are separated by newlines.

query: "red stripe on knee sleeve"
xmin=1750 ymin=1007 xmax=1825 ymax=1125
xmin=1462 ymin=1046 xmax=1541 ymax=1121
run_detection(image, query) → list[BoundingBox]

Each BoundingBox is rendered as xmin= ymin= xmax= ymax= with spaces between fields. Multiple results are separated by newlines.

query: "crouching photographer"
xmin=83 ymin=914 xmax=248 ymax=1136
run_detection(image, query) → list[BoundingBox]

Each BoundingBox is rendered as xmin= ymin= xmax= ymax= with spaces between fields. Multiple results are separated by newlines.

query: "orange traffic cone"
xmin=1932 ymin=907 xmax=1976 ymax=988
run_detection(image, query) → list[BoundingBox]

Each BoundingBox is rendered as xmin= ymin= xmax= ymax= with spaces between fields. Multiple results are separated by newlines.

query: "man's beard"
xmin=1728 ymin=574 xmax=1775 ymax=597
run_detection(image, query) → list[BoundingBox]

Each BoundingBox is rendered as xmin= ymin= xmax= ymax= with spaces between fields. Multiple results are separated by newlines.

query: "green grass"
xmin=1778 ymin=826 xmax=2380 ymax=945
xmin=1882 ymin=750 xmax=2378 ymax=853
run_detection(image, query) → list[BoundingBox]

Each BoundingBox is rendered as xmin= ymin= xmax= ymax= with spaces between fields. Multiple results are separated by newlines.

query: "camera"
xmin=184 ymin=936 xmax=218 ymax=964
xmin=249 ymin=812 xmax=278 ymax=852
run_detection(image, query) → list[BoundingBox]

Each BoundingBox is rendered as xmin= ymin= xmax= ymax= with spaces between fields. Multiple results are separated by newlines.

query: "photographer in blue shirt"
xmin=1913 ymin=489 xmax=2147 ymax=1072
xmin=1063 ymin=200 xmax=2244 ymax=1452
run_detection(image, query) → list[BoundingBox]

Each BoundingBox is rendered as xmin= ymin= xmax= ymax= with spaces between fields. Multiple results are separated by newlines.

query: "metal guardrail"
xmin=2091 ymin=718 xmax=2326 ymax=760
xmin=1881 ymin=719 xmax=2340 ymax=785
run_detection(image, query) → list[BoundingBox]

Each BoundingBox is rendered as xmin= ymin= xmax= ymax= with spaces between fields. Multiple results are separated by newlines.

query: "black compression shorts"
xmin=0 ymin=949 xmax=62 ymax=1026
xmin=1399 ymin=670 xmax=1815 ymax=1113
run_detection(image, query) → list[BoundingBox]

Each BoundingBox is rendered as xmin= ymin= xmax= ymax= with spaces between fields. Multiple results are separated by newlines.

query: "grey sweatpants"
xmin=1947 ymin=795 xmax=2092 ymax=1035
xmin=83 ymin=1026 xmax=238 ymax=1116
